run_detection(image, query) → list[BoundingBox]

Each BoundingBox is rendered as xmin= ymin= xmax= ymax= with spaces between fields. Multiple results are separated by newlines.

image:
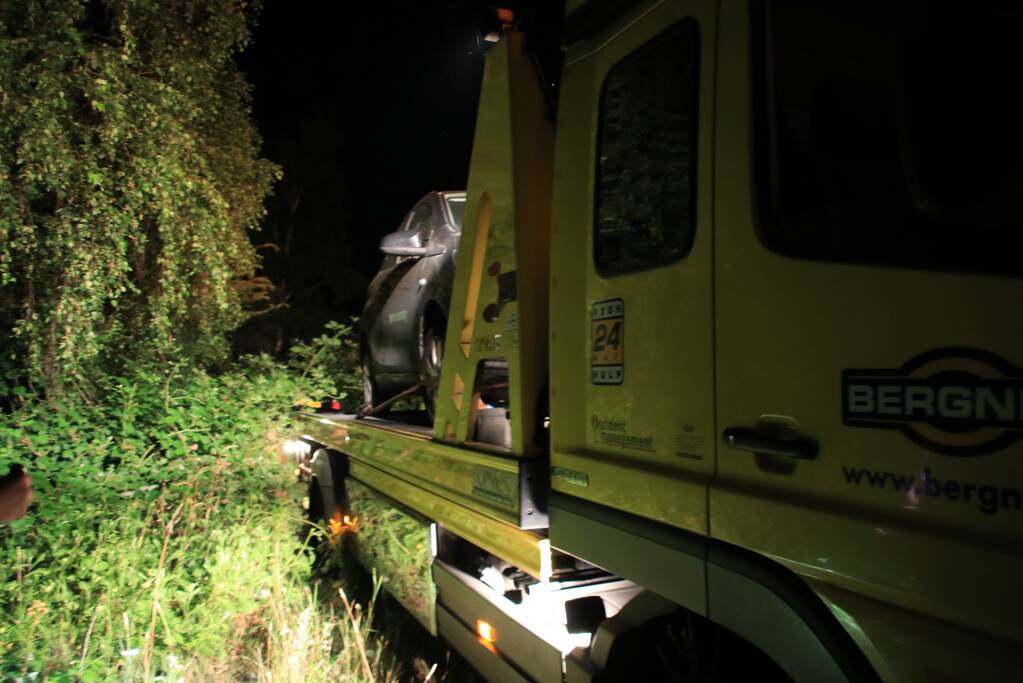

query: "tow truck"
xmin=290 ymin=2 xmax=1023 ymax=681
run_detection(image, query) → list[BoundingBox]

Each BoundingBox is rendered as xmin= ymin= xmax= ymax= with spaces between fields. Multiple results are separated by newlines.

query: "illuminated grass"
xmin=0 ymin=337 xmax=399 ymax=681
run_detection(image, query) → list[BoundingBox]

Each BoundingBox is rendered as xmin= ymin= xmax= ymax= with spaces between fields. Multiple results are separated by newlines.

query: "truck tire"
xmin=596 ymin=610 xmax=791 ymax=683
xmin=307 ymin=477 xmax=325 ymax=522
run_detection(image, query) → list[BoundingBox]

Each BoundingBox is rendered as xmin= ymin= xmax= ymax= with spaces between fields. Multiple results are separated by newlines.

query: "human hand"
xmin=0 ymin=465 xmax=32 ymax=522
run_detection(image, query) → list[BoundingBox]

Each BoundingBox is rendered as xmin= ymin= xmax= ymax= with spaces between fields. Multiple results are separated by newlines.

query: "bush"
xmin=0 ymin=323 xmax=394 ymax=681
xmin=286 ymin=320 xmax=362 ymax=404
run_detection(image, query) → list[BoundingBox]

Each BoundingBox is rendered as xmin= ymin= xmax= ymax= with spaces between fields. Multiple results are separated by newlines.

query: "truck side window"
xmin=755 ymin=0 xmax=1023 ymax=275
xmin=594 ymin=19 xmax=700 ymax=276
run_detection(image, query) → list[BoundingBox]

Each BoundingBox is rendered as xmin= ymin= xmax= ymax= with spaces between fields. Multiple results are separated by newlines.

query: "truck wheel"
xmin=422 ymin=319 xmax=445 ymax=420
xmin=597 ymin=611 xmax=790 ymax=682
xmin=307 ymin=477 xmax=325 ymax=522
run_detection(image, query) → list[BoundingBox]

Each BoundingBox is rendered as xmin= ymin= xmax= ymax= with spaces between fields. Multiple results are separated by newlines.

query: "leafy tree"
xmin=0 ymin=0 xmax=279 ymax=396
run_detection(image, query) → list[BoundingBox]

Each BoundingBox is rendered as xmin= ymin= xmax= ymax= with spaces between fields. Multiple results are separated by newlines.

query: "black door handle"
xmin=722 ymin=427 xmax=818 ymax=460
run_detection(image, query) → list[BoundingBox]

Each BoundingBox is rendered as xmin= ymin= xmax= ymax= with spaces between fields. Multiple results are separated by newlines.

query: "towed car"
xmin=361 ymin=191 xmax=465 ymax=416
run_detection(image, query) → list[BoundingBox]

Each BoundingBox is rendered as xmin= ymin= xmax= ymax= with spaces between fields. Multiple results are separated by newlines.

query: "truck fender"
xmin=551 ymin=492 xmax=880 ymax=681
xmin=706 ymin=544 xmax=882 ymax=683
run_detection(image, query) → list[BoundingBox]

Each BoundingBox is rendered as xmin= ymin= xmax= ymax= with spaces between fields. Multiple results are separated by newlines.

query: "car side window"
xmin=405 ymin=204 xmax=432 ymax=236
xmin=594 ymin=19 xmax=700 ymax=277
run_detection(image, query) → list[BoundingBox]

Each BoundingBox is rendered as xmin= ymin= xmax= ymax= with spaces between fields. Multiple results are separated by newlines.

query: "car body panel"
xmin=362 ymin=191 xmax=465 ymax=397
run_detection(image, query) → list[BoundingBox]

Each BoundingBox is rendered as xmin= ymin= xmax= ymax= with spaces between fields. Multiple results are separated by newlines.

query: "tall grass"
xmin=0 ymin=323 xmax=398 ymax=681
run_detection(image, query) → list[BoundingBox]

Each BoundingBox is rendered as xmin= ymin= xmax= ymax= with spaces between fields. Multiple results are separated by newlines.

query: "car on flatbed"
xmin=360 ymin=191 xmax=466 ymax=416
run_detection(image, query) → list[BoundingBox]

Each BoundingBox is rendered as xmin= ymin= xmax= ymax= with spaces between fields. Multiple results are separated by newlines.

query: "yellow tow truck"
xmin=291 ymin=2 xmax=1023 ymax=680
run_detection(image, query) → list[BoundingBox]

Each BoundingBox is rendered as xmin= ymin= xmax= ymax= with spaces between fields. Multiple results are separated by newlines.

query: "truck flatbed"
xmin=348 ymin=411 xmax=434 ymax=437
xmin=295 ymin=410 xmax=551 ymax=579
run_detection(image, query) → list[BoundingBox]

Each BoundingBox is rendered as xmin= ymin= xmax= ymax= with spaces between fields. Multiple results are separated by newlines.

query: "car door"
xmin=712 ymin=2 xmax=1023 ymax=675
xmin=374 ymin=201 xmax=434 ymax=374
xmin=550 ymin=0 xmax=717 ymax=535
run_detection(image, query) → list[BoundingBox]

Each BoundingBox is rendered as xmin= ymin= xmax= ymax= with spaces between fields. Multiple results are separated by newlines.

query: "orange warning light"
xmin=328 ymin=510 xmax=356 ymax=539
xmin=477 ymin=619 xmax=497 ymax=644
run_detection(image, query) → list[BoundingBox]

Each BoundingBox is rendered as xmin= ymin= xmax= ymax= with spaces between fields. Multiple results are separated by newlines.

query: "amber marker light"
xmin=328 ymin=509 xmax=356 ymax=540
xmin=477 ymin=619 xmax=497 ymax=644
xmin=485 ymin=7 xmax=515 ymax=42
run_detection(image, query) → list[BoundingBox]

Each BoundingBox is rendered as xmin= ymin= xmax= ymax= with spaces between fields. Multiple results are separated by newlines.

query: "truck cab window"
xmin=594 ymin=19 xmax=700 ymax=276
xmin=755 ymin=0 xmax=1023 ymax=275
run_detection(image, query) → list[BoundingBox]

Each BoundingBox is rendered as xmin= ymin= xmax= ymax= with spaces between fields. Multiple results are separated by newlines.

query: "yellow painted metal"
xmin=433 ymin=30 xmax=554 ymax=458
xmin=549 ymin=0 xmax=1023 ymax=678
xmin=808 ymin=575 xmax=1023 ymax=683
xmin=346 ymin=479 xmax=437 ymax=635
xmin=549 ymin=0 xmax=718 ymax=536
xmin=710 ymin=0 xmax=1023 ymax=677
xmin=297 ymin=412 xmax=524 ymax=527
xmin=349 ymin=460 xmax=550 ymax=580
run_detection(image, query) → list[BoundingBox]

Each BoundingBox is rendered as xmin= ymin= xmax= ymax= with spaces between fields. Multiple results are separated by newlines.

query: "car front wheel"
xmin=422 ymin=320 xmax=445 ymax=420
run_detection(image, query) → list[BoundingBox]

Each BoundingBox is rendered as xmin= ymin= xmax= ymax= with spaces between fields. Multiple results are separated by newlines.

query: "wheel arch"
xmin=705 ymin=542 xmax=883 ymax=683
xmin=550 ymin=492 xmax=883 ymax=682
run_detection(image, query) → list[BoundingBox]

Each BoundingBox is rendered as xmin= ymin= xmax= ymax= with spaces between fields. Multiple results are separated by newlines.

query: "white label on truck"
xmin=592 ymin=298 xmax=624 ymax=385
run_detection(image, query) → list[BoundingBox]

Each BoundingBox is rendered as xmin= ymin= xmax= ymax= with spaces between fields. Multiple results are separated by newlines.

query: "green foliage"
xmin=0 ymin=326 xmax=397 ymax=680
xmin=0 ymin=0 xmax=280 ymax=395
xmin=287 ymin=320 xmax=362 ymax=402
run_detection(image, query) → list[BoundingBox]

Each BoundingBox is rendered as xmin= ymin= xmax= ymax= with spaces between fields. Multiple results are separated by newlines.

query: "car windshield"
xmin=446 ymin=195 xmax=466 ymax=230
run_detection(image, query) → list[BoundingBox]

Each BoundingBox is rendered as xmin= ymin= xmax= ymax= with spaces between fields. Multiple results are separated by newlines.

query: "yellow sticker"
xmin=591 ymin=299 xmax=624 ymax=385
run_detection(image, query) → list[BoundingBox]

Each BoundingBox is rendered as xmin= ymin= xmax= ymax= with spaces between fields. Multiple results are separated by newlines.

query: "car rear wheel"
xmin=362 ymin=352 xmax=379 ymax=412
xmin=422 ymin=320 xmax=445 ymax=420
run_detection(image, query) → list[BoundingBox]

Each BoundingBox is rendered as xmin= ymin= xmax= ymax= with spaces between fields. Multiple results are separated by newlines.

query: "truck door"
xmin=712 ymin=1 xmax=1023 ymax=672
xmin=550 ymin=0 xmax=717 ymax=534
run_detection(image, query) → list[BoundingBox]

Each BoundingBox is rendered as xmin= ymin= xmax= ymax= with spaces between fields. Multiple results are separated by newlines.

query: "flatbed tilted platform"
xmin=295 ymin=410 xmax=551 ymax=580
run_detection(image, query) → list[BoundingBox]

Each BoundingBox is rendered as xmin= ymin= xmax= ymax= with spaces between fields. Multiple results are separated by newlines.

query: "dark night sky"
xmin=238 ymin=1 xmax=563 ymax=332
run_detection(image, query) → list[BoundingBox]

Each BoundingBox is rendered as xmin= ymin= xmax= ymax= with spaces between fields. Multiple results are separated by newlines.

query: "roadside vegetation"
xmin=0 ymin=2 xmax=440 ymax=680
xmin=0 ymin=325 xmax=405 ymax=681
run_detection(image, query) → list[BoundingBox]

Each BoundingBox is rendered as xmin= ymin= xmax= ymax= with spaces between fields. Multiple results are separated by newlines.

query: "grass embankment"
xmin=0 ymin=326 xmax=398 ymax=681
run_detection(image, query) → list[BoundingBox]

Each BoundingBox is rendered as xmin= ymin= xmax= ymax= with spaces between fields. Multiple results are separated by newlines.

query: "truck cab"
xmin=547 ymin=2 xmax=1022 ymax=681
